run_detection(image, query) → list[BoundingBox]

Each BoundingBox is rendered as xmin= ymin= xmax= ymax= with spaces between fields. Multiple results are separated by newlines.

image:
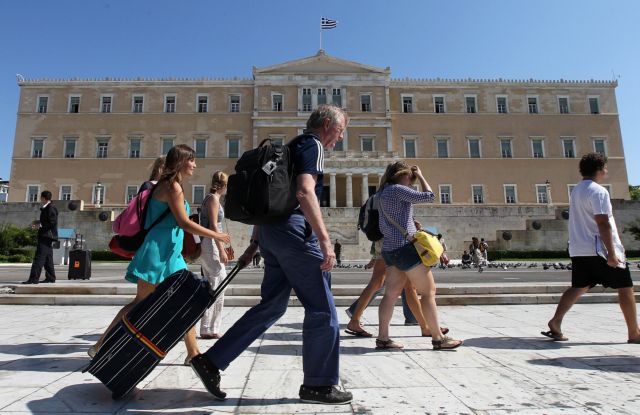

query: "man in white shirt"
xmin=542 ymin=153 xmax=639 ymax=343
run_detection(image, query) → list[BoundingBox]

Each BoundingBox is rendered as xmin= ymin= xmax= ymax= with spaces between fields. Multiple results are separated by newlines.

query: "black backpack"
xmin=358 ymin=194 xmax=383 ymax=241
xmin=225 ymin=138 xmax=299 ymax=225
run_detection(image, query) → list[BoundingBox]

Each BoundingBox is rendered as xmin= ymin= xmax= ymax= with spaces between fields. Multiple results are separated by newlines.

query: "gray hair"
xmin=305 ymin=104 xmax=347 ymax=131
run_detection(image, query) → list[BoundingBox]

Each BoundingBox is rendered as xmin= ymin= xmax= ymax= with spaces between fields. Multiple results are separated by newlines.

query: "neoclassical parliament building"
xmin=9 ymin=50 xmax=630 ymax=209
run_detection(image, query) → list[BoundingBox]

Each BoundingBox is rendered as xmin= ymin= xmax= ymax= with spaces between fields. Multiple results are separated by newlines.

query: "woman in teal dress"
xmin=90 ymin=145 xmax=231 ymax=362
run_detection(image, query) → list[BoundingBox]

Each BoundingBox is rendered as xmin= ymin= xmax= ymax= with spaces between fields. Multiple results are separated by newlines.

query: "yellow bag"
xmin=411 ymin=230 xmax=444 ymax=267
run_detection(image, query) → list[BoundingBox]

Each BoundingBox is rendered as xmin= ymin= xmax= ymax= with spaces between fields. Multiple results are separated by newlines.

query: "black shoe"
xmin=190 ymin=354 xmax=226 ymax=400
xmin=299 ymin=385 xmax=352 ymax=405
xmin=21 ymin=280 xmax=37 ymax=284
xmin=42 ymin=279 xmax=55 ymax=283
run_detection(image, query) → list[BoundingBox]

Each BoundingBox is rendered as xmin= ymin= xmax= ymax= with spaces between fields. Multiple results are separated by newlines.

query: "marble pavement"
xmin=0 ymin=303 xmax=639 ymax=414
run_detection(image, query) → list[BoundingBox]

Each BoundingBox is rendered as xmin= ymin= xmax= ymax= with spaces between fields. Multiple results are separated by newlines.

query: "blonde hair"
xmin=148 ymin=156 xmax=165 ymax=181
xmin=159 ymin=144 xmax=195 ymax=187
xmin=379 ymin=161 xmax=414 ymax=188
xmin=210 ymin=171 xmax=228 ymax=193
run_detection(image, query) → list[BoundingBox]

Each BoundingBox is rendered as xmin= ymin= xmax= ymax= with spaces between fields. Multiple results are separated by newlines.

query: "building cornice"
xmin=391 ymin=78 xmax=618 ymax=88
xmin=17 ymin=77 xmax=253 ymax=87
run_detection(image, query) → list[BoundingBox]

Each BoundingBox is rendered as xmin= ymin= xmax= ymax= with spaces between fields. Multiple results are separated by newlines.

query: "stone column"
xmin=345 ymin=173 xmax=353 ymax=208
xmin=361 ymin=173 xmax=369 ymax=203
xmin=330 ymin=173 xmax=337 ymax=208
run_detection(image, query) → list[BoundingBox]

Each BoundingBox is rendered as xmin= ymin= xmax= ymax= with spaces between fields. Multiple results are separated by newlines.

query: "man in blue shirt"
xmin=190 ymin=104 xmax=352 ymax=404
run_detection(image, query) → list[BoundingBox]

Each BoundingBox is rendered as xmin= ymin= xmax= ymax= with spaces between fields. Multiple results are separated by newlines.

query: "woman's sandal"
xmin=421 ymin=327 xmax=450 ymax=337
xmin=375 ymin=338 xmax=404 ymax=350
xmin=432 ymin=336 xmax=463 ymax=350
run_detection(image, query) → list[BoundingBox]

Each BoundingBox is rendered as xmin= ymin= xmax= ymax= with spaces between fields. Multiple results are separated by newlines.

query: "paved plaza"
xmin=0 ymin=301 xmax=639 ymax=414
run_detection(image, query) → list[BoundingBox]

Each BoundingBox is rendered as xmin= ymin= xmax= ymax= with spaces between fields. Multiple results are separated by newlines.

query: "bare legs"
xmin=377 ymin=266 xmax=408 ymax=341
xmin=347 ymin=259 xmax=386 ymax=333
xmin=547 ymin=287 xmax=589 ymax=335
xmin=617 ymin=287 xmax=640 ymax=341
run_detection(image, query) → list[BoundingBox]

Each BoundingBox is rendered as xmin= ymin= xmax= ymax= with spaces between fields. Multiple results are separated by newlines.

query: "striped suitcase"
xmin=84 ymin=265 xmax=240 ymax=399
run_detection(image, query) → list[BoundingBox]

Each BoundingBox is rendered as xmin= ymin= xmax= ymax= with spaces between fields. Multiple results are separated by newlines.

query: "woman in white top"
xmin=199 ymin=171 xmax=230 ymax=341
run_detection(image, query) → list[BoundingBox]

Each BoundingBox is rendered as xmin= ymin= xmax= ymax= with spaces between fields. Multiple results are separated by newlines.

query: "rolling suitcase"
xmin=68 ymin=235 xmax=91 ymax=280
xmin=84 ymin=265 xmax=241 ymax=399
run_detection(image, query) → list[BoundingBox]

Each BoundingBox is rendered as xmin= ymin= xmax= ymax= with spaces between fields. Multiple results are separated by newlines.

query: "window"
xmin=60 ymin=185 xmax=72 ymax=201
xmin=436 ymin=138 xmax=449 ymax=158
xmin=37 ymin=96 xmax=48 ymax=113
xmin=27 ymin=185 xmax=40 ymax=202
xmin=197 ymin=95 xmax=208 ymax=113
xmin=302 ymin=88 xmax=312 ymax=112
xmin=101 ymin=95 xmax=112 ymax=113
xmin=602 ymin=184 xmax=611 ymax=195
xmin=332 ymin=88 xmax=342 ymax=107
xmin=536 ymin=184 xmax=549 ymax=203
xmin=468 ymin=138 xmax=481 ymax=158
xmin=402 ymin=95 xmax=413 ymax=113
xmin=228 ymin=137 xmax=240 ymax=158
xmin=439 ymin=185 xmax=451 ymax=204
xmin=361 ymin=136 xmax=374 ymax=152
xmin=528 ymin=97 xmax=538 ymax=114
xmin=193 ymin=185 xmax=205 ymax=205
xmin=472 ymin=185 xmax=484 ymax=204
xmin=165 ymin=95 xmax=176 ymax=113
xmin=593 ymin=138 xmax=607 ymax=155
xmin=500 ymin=139 xmax=513 ymax=158
xmin=161 ymin=137 xmax=174 ymax=155
xmin=272 ymin=94 xmax=283 ymax=112
xmin=496 ymin=96 xmax=508 ymax=113
xmin=504 ymin=185 xmax=517 ymax=204
xmin=126 ymin=186 xmax=138 ymax=203
xmin=194 ymin=137 xmax=207 ymax=158
xmin=434 ymin=96 xmax=445 ymax=113
xmin=96 ymin=138 xmax=109 ymax=158
xmin=558 ymin=96 xmax=570 ymax=114
xmin=268 ymin=136 xmax=285 ymax=146
xmin=229 ymin=94 xmax=240 ymax=113
xmin=317 ymin=88 xmax=327 ymax=105
xmin=129 ymin=137 xmax=141 ymax=158
xmin=64 ymin=138 xmax=76 ymax=158
xmin=404 ymin=138 xmax=416 ymax=158
xmin=132 ymin=95 xmax=144 ymax=113
xmin=531 ymin=138 xmax=544 ymax=158
xmin=334 ymin=139 xmax=344 ymax=151
xmin=360 ymin=94 xmax=372 ymax=112
xmin=69 ymin=95 xmax=80 ymax=113
xmin=568 ymin=184 xmax=576 ymax=200
xmin=562 ymin=138 xmax=575 ymax=158
xmin=32 ymin=138 xmax=44 ymax=158
xmin=92 ymin=184 xmax=105 ymax=205
xmin=589 ymin=97 xmax=600 ymax=114
xmin=465 ymin=96 xmax=476 ymax=113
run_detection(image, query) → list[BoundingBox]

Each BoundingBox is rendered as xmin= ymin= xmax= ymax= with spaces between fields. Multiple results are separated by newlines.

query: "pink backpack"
xmin=113 ymin=187 xmax=154 ymax=236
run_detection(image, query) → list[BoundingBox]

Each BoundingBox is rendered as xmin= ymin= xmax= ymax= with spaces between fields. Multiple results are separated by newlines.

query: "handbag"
xmin=182 ymin=213 xmax=202 ymax=263
xmin=223 ymin=219 xmax=234 ymax=260
xmin=379 ymin=200 xmax=443 ymax=268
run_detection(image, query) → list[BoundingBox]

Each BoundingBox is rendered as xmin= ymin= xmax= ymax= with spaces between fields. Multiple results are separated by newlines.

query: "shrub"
xmin=0 ymin=223 xmax=37 ymax=255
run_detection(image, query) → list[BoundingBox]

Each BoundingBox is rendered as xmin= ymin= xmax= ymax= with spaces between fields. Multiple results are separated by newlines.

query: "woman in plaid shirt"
xmin=376 ymin=161 xmax=463 ymax=351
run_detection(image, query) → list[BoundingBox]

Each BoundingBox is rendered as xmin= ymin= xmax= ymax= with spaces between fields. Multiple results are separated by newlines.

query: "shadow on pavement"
xmin=0 ymin=341 xmax=93 ymax=357
xmin=528 ymin=355 xmax=640 ymax=373
xmin=462 ymin=336 xmax=613 ymax=349
xmin=0 ymin=356 xmax=88 ymax=372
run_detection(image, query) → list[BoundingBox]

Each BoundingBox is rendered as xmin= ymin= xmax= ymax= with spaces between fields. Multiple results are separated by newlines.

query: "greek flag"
xmin=321 ymin=17 xmax=337 ymax=29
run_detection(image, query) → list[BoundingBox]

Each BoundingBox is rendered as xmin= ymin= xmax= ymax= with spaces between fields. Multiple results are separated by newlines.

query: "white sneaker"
xmin=87 ymin=345 xmax=98 ymax=359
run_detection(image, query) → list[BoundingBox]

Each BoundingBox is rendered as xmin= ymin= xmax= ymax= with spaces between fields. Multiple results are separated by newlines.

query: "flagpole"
xmin=319 ymin=17 xmax=323 ymax=51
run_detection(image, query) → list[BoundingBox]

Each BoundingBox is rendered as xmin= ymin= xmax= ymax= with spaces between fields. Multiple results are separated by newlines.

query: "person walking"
xmin=23 ymin=190 xmax=58 ymax=284
xmin=541 ymin=153 xmax=640 ymax=343
xmin=334 ymin=239 xmax=342 ymax=266
xmin=88 ymin=145 xmax=231 ymax=362
xmin=199 ymin=171 xmax=229 ymax=341
xmin=189 ymin=104 xmax=353 ymax=404
xmin=375 ymin=161 xmax=463 ymax=350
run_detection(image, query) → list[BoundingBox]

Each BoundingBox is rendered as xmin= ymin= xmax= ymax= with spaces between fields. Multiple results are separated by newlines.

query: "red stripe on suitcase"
xmin=122 ymin=315 xmax=167 ymax=358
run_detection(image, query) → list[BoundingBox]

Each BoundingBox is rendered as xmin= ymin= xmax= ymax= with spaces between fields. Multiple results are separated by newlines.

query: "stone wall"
xmin=2 ymin=200 xmax=639 ymax=261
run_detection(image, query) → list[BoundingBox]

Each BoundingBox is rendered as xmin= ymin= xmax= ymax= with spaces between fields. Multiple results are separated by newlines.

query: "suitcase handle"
xmin=209 ymin=263 xmax=244 ymax=300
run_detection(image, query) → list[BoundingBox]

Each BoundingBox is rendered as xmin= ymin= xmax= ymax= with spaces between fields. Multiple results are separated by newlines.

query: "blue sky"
xmin=1 ymin=0 xmax=639 ymax=184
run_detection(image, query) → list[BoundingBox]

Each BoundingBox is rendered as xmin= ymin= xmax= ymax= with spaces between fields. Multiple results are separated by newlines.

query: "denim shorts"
xmin=382 ymin=242 xmax=422 ymax=271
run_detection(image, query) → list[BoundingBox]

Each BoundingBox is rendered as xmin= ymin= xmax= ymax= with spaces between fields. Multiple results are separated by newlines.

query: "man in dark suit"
xmin=23 ymin=190 xmax=58 ymax=284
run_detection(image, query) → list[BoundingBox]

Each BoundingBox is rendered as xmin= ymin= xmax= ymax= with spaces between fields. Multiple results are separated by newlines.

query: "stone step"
xmin=1 ymin=292 xmax=638 ymax=306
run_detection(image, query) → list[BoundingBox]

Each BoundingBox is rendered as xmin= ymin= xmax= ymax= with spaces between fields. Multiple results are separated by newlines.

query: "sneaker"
xmin=299 ymin=385 xmax=352 ymax=405
xmin=87 ymin=345 xmax=98 ymax=359
xmin=190 ymin=354 xmax=227 ymax=400
xmin=345 ymin=308 xmax=353 ymax=319
xmin=404 ymin=320 xmax=419 ymax=326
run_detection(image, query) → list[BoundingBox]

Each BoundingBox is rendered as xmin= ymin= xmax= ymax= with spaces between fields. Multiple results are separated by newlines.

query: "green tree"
xmin=627 ymin=220 xmax=640 ymax=241
xmin=630 ymin=185 xmax=640 ymax=201
xmin=0 ymin=223 xmax=37 ymax=255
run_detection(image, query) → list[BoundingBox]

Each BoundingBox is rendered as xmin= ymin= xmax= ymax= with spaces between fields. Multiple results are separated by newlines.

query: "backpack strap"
xmin=141 ymin=183 xmax=171 ymax=232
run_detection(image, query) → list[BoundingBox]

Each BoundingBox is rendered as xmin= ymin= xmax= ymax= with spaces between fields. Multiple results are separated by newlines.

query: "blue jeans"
xmin=205 ymin=214 xmax=339 ymax=386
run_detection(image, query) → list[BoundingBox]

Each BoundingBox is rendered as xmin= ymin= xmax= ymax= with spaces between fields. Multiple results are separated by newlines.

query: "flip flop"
xmin=627 ymin=338 xmax=640 ymax=344
xmin=541 ymin=330 xmax=568 ymax=341
xmin=422 ymin=327 xmax=450 ymax=337
xmin=345 ymin=328 xmax=373 ymax=338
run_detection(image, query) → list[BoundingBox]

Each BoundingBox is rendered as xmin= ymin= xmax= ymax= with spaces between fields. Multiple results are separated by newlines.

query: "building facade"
xmin=9 ymin=50 xmax=629 ymax=208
